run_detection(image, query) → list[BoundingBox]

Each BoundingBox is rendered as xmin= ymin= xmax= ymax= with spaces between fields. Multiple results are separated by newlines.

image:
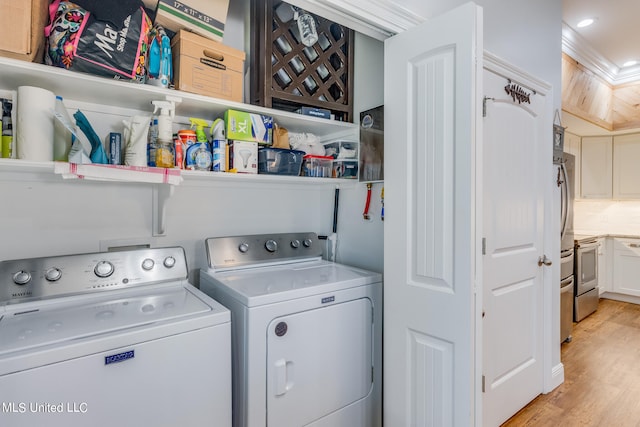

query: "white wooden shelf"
xmin=0 ymin=57 xmax=361 ymax=236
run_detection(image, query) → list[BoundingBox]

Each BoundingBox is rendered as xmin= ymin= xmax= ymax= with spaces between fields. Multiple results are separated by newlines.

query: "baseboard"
xmin=545 ymin=362 xmax=564 ymax=393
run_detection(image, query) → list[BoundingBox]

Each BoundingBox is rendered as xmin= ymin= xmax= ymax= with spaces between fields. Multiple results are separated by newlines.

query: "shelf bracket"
xmin=152 ymin=183 xmax=174 ymax=236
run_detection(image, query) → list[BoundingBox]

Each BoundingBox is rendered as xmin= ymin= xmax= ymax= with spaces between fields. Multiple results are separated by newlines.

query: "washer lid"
xmin=0 ymin=284 xmax=222 ymax=356
xmin=204 ymin=260 xmax=381 ymax=306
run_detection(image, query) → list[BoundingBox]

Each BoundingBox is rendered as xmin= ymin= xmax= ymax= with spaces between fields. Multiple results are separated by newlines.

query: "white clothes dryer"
xmin=199 ymin=232 xmax=382 ymax=427
xmin=0 ymin=247 xmax=231 ymax=427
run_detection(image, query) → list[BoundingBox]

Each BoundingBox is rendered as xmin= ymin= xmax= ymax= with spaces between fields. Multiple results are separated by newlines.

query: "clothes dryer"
xmin=199 ymin=232 xmax=382 ymax=427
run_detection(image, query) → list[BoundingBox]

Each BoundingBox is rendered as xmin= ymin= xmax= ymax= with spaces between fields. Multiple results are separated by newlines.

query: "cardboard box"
xmin=171 ymin=30 xmax=245 ymax=102
xmin=0 ymin=0 xmax=49 ymax=62
xmin=155 ymin=0 xmax=229 ymax=42
xmin=224 ymin=109 xmax=273 ymax=145
xmin=228 ymin=140 xmax=257 ymax=174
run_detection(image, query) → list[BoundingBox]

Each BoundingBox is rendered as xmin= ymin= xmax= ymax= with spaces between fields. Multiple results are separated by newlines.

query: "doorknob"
xmin=538 ymin=255 xmax=552 ymax=267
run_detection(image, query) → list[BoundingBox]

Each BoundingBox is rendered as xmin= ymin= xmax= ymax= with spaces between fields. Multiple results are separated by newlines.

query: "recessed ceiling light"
xmin=577 ymin=18 xmax=595 ymax=28
xmin=623 ymin=60 xmax=638 ymax=67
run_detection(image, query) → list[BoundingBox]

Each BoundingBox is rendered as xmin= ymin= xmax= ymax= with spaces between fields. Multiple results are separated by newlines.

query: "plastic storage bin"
xmin=332 ymin=160 xmax=358 ymax=178
xmin=302 ymin=155 xmax=333 ymax=177
xmin=258 ymin=148 xmax=305 ymax=175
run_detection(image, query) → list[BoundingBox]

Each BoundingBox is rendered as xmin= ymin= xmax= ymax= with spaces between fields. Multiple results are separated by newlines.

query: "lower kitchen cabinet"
xmin=597 ymin=237 xmax=610 ymax=293
xmin=612 ymin=238 xmax=640 ymax=297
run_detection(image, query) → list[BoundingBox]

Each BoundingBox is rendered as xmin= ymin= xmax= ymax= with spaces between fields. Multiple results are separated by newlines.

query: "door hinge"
xmin=482 ymin=237 xmax=486 ymax=255
xmin=483 ymin=97 xmax=495 ymax=117
xmin=482 ymin=375 xmax=486 ymax=393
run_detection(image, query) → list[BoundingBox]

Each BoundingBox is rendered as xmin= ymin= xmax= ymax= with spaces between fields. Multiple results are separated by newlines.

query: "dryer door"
xmin=266 ymin=298 xmax=373 ymax=427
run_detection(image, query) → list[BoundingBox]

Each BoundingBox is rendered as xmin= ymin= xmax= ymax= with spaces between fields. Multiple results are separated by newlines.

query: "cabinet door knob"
xmin=538 ymin=255 xmax=553 ymax=267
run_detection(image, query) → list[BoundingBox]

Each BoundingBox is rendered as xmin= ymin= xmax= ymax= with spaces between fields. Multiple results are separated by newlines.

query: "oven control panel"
xmin=206 ymin=232 xmax=323 ymax=270
xmin=0 ymin=247 xmax=188 ymax=304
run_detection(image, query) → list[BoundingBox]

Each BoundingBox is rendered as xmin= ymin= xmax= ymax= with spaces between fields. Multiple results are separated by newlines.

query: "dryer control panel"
xmin=0 ymin=247 xmax=188 ymax=304
xmin=206 ymin=232 xmax=323 ymax=270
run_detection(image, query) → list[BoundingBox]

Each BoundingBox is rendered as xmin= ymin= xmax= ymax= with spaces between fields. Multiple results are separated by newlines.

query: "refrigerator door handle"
xmin=559 ymin=163 xmax=569 ymax=240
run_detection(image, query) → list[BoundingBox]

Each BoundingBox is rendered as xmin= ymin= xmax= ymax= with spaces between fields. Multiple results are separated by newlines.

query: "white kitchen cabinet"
xmin=581 ymin=136 xmax=612 ymax=199
xmin=613 ymin=134 xmax=640 ymax=199
xmin=597 ymin=237 xmax=610 ymax=293
xmin=612 ymin=238 xmax=640 ymax=297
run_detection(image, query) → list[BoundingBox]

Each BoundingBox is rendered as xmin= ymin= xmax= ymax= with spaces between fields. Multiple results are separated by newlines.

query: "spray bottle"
xmin=151 ymin=100 xmax=176 ymax=168
xmin=211 ymin=118 xmax=226 ymax=172
xmin=186 ymin=117 xmax=212 ymax=171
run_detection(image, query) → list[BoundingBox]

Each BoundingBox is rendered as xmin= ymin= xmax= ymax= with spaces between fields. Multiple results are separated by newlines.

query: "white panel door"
xmin=482 ymin=57 xmax=548 ymax=426
xmin=266 ymin=299 xmax=373 ymax=427
xmin=383 ymin=3 xmax=482 ymax=426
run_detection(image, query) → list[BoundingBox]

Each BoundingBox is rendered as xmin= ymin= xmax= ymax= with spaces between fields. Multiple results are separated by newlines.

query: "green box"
xmin=224 ymin=109 xmax=273 ymax=145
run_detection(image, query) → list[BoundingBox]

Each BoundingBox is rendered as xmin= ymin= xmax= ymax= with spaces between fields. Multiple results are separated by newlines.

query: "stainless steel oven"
xmin=574 ymin=238 xmax=599 ymax=321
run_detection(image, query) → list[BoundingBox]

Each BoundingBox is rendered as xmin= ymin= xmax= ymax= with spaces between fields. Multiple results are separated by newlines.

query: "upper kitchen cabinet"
xmin=581 ymin=136 xmax=612 ymax=199
xmin=613 ymin=134 xmax=640 ymax=199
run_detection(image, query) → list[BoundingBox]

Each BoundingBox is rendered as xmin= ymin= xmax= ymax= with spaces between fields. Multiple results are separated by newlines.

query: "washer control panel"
xmin=206 ymin=232 xmax=322 ymax=270
xmin=0 ymin=247 xmax=187 ymax=304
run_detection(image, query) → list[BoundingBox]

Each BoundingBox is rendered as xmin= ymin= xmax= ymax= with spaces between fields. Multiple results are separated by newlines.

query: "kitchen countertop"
xmin=574 ymin=233 xmax=640 ymax=243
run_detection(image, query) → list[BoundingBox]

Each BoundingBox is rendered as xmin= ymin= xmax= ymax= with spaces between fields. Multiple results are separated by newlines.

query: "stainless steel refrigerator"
xmin=558 ymin=152 xmax=575 ymax=343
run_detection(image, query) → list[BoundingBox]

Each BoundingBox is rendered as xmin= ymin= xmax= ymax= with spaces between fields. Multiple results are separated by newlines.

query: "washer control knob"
xmin=163 ymin=256 xmax=176 ymax=268
xmin=239 ymin=243 xmax=249 ymax=253
xmin=291 ymin=239 xmax=300 ymax=249
xmin=45 ymin=267 xmax=62 ymax=282
xmin=303 ymin=238 xmax=313 ymax=248
xmin=141 ymin=258 xmax=155 ymax=271
xmin=94 ymin=261 xmax=114 ymax=278
xmin=13 ymin=270 xmax=31 ymax=285
xmin=265 ymin=239 xmax=278 ymax=252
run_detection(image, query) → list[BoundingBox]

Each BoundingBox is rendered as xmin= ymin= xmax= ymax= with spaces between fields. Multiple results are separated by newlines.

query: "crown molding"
xmin=562 ymin=22 xmax=640 ymax=86
xmin=287 ymin=0 xmax=425 ymax=40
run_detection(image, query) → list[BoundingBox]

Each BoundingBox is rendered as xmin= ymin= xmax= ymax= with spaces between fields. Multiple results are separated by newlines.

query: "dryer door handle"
xmin=274 ymin=358 xmax=294 ymax=396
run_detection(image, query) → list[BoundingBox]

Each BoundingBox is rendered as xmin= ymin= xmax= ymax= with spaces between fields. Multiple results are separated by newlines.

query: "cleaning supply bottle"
xmin=1 ymin=100 xmax=12 ymax=158
xmin=53 ymin=96 xmax=74 ymax=161
xmin=211 ymin=118 xmax=226 ymax=172
xmin=186 ymin=118 xmax=212 ymax=171
xmin=152 ymin=100 xmax=176 ymax=168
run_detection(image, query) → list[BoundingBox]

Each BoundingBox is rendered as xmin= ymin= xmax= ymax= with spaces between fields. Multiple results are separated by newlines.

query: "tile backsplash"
xmin=574 ymin=200 xmax=640 ymax=235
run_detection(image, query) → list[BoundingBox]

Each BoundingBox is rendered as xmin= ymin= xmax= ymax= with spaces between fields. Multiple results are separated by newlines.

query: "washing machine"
xmin=0 ymin=246 xmax=231 ymax=427
xmin=199 ymin=232 xmax=382 ymax=427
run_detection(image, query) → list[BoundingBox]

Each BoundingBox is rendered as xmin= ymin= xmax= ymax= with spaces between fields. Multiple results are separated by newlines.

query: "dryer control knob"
xmin=141 ymin=258 xmax=155 ymax=271
xmin=265 ymin=239 xmax=278 ymax=252
xmin=45 ymin=267 xmax=62 ymax=282
xmin=13 ymin=270 xmax=31 ymax=285
xmin=303 ymin=238 xmax=313 ymax=248
xmin=239 ymin=243 xmax=249 ymax=253
xmin=163 ymin=256 xmax=176 ymax=268
xmin=94 ymin=261 xmax=115 ymax=278
xmin=291 ymin=239 xmax=300 ymax=249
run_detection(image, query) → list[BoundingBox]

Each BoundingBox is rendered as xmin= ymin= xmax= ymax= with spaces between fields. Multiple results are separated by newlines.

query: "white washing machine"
xmin=0 ymin=247 xmax=231 ymax=427
xmin=199 ymin=232 xmax=382 ymax=427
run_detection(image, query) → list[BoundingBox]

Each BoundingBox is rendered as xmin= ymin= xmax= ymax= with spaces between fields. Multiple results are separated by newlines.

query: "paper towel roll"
xmin=16 ymin=86 xmax=56 ymax=161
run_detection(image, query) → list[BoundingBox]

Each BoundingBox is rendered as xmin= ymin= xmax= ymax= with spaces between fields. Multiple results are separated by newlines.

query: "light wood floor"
xmin=502 ymin=298 xmax=640 ymax=426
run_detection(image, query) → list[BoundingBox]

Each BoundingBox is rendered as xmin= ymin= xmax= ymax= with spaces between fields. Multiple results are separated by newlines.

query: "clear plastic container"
xmin=302 ymin=154 xmax=333 ymax=177
xmin=155 ymin=139 xmax=175 ymax=168
xmin=258 ymin=148 xmax=305 ymax=175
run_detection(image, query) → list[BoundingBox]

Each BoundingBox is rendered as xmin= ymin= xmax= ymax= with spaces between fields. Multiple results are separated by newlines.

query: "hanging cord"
xmin=363 ymin=183 xmax=372 ymax=220
xmin=381 ymin=186 xmax=384 ymax=221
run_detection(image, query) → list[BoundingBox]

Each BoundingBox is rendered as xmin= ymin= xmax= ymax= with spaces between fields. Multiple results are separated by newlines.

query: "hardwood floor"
xmin=502 ymin=298 xmax=640 ymax=426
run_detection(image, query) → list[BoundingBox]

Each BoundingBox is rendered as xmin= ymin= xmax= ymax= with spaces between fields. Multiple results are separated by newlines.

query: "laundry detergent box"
xmin=228 ymin=140 xmax=257 ymax=174
xmin=224 ymin=109 xmax=273 ymax=145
